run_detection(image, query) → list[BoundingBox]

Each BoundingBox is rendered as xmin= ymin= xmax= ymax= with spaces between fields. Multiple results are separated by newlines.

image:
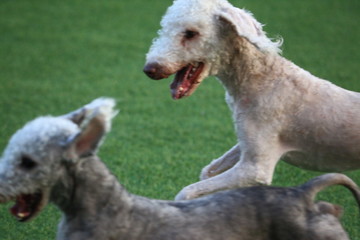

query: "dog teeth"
xmin=179 ymin=87 xmax=184 ymax=91
xmin=17 ymin=213 xmax=26 ymax=218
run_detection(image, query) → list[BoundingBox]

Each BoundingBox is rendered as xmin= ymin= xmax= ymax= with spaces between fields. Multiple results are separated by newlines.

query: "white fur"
xmin=0 ymin=98 xmax=117 ymax=201
xmin=0 ymin=100 xmax=353 ymax=239
xmin=144 ymin=0 xmax=360 ymax=200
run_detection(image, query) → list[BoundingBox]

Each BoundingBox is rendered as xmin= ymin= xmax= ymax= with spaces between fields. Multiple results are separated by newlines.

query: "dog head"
xmin=143 ymin=0 xmax=282 ymax=100
xmin=0 ymin=98 xmax=117 ymax=222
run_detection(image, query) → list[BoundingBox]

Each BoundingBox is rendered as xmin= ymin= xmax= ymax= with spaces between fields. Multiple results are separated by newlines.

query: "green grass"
xmin=0 ymin=0 xmax=360 ymax=239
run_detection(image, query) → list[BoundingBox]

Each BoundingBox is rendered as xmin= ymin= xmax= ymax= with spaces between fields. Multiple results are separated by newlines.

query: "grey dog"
xmin=0 ymin=98 xmax=358 ymax=240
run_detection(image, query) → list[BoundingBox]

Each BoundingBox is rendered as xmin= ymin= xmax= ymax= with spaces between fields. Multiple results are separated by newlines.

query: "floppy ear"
xmin=216 ymin=6 xmax=282 ymax=54
xmin=61 ymin=105 xmax=87 ymax=126
xmin=61 ymin=98 xmax=117 ymax=127
xmin=62 ymin=98 xmax=118 ymax=161
xmin=217 ymin=7 xmax=262 ymax=38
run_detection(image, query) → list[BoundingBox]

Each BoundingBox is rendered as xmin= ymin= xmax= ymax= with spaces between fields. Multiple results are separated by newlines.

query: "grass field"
xmin=0 ymin=0 xmax=360 ymax=239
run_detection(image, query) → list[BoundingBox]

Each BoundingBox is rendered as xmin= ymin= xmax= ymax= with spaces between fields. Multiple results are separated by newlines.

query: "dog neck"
xmin=52 ymin=156 xmax=133 ymax=223
xmin=52 ymin=156 xmax=180 ymax=239
xmin=216 ymin=36 xmax=285 ymax=100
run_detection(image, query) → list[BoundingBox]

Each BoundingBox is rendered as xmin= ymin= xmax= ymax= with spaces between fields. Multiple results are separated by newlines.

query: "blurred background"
xmin=0 ymin=0 xmax=359 ymax=239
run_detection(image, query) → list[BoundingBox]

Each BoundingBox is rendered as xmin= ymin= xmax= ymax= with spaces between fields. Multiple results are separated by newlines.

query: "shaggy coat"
xmin=0 ymin=98 xmax=358 ymax=240
xmin=143 ymin=0 xmax=360 ymax=200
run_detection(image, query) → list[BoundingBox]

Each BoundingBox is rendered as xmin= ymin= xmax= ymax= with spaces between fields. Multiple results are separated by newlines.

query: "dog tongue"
xmin=10 ymin=195 xmax=31 ymax=219
xmin=171 ymin=65 xmax=192 ymax=99
xmin=170 ymin=63 xmax=205 ymax=99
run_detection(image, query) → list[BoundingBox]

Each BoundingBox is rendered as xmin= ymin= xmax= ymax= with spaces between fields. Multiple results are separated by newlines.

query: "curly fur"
xmin=0 ymin=99 xmax=357 ymax=240
xmin=143 ymin=0 xmax=360 ymax=200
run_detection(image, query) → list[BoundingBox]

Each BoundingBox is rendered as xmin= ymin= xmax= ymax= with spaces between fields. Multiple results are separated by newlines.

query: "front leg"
xmin=175 ymin=146 xmax=282 ymax=200
xmin=200 ymin=144 xmax=241 ymax=180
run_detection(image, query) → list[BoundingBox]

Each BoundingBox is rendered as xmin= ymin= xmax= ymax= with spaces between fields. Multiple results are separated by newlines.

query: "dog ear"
xmin=217 ymin=7 xmax=263 ymax=38
xmin=216 ymin=6 xmax=282 ymax=54
xmin=62 ymin=98 xmax=118 ymax=161
xmin=61 ymin=98 xmax=117 ymax=127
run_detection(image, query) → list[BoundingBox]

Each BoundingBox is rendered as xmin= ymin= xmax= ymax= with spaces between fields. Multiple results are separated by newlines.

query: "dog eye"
xmin=184 ymin=30 xmax=199 ymax=40
xmin=20 ymin=156 xmax=37 ymax=170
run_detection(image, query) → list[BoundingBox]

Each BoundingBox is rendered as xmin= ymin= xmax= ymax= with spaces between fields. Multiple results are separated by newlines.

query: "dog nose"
xmin=143 ymin=63 xmax=157 ymax=79
xmin=143 ymin=63 xmax=168 ymax=80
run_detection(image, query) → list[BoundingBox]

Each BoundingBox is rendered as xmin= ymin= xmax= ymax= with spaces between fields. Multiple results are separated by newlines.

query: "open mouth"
xmin=10 ymin=191 xmax=44 ymax=222
xmin=170 ymin=62 xmax=205 ymax=99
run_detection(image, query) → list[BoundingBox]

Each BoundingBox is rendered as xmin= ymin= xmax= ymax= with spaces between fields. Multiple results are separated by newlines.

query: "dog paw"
xmin=199 ymin=161 xmax=224 ymax=180
xmin=199 ymin=165 xmax=214 ymax=180
xmin=175 ymin=186 xmax=199 ymax=201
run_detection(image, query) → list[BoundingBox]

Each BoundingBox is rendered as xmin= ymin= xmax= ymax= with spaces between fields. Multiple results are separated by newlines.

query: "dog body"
xmin=143 ymin=0 xmax=360 ymax=200
xmin=0 ymin=98 xmax=357 ymax=240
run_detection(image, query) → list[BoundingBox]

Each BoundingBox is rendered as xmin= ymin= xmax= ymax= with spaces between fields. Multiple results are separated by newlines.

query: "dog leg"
xmin=200 ymin=144 xmax=241 ymax=180
xmin=315 ymin=201 xmax=343 ymax=218
xmin=176 ymin=147 xmax=281 ymax=200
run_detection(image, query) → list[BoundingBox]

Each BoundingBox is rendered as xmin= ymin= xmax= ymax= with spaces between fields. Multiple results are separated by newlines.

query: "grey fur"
xmin=0 ymin=98 xmax=358 ymax=240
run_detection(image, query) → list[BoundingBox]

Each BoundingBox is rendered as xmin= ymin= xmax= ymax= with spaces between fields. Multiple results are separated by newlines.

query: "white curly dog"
xmin=143 ymin=0 xmax=360 ymax=200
